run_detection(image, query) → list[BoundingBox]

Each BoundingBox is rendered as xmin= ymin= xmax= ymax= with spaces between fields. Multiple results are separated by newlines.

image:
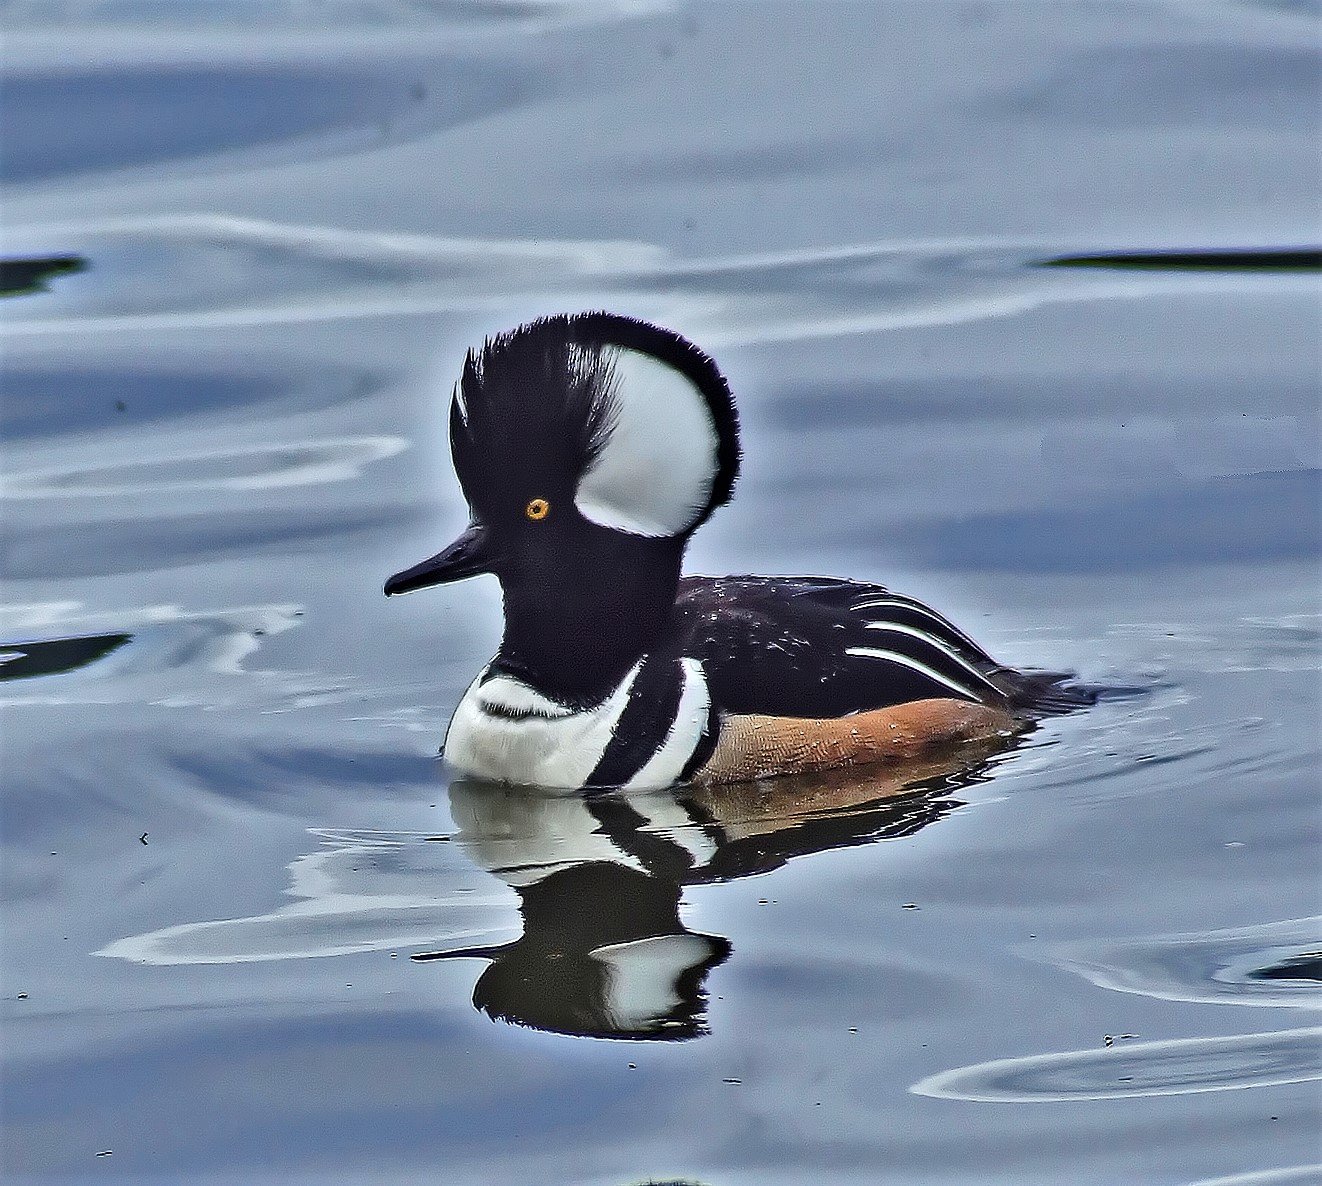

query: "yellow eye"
xmin=525 ymin=497 xmax=550 ymax=521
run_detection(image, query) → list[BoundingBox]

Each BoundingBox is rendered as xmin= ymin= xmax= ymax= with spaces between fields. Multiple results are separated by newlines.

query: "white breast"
xmin=443 ymin=659 xmax=711 ymax=791
xmin=444 ymin=663 xmax=641 ymax=789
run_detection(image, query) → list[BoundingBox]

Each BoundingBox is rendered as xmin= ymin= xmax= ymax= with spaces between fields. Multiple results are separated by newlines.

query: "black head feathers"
xmin=449 ymin=312 xmax=741 ymax=538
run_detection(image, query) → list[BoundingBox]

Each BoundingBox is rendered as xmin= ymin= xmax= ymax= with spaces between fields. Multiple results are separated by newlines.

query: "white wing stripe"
xmin=844 ymin=646 xmax=983 ymax=701
xmin=852 ymin=597 xmax=983 ymax=651
xmin=861 ymin=621 xmax=1001 ymax=693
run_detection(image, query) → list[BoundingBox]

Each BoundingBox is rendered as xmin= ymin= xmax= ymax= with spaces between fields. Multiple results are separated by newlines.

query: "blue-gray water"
xmin=2 ymin=3 xmax=1319 ymax=1183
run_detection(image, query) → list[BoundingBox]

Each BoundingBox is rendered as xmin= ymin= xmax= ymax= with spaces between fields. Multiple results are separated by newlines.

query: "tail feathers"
xmin=991 ymin=667 xmax=1100 ymax=716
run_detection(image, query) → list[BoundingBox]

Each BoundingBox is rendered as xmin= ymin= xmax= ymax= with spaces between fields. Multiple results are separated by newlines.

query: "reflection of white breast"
xmin=449 ymin=783 xmax=647 ymax=886
xmin=444 ymin=663 xmax=641 ymax=789
xmin=449 ymin=777 xmax=721 ymax=886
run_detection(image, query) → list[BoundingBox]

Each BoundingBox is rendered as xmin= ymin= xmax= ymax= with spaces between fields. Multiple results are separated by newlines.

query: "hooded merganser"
xmin=385 ymin=312 xmax=1090 ymax=790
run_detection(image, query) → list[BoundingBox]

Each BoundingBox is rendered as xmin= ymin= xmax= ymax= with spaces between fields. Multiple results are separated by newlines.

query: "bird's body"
xmin=387 ymin=313 xmax=1090 ymax=791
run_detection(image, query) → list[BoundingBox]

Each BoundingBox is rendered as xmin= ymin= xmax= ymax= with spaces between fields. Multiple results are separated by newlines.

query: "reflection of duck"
xmin=414 ymin=739 xmax=1010 ymax=1039
xmin=386 ymin=313 xmax=1091 ymax=790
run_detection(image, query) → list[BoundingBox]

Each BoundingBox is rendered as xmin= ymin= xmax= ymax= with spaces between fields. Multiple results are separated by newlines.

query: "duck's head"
xmin=384 ymin=312 xmax=740 ymax=601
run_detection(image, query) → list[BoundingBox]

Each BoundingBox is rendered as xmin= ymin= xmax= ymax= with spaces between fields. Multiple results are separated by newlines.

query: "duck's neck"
xmin=493 ymin=551 xmax=683 ymax=706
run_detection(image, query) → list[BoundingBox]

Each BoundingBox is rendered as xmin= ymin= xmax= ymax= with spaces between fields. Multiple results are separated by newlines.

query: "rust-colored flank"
xmin=693 ymin=697 xmax=1020 ymax=785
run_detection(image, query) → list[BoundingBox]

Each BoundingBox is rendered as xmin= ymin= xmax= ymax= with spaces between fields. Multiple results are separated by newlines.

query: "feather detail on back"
xmin=670 ymin=575 xmax=1095 ymax=722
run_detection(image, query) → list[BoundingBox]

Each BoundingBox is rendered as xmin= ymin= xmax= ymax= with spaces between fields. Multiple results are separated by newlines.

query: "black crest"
xmin=449 ymin=312 xmax=741 ymax=532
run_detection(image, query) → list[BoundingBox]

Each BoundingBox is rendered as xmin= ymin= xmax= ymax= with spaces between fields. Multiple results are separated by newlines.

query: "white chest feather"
xmin=444 ymin=663 xmax=638 ymax=789
xmin=443 ymin=659 xmax=709 ymax=791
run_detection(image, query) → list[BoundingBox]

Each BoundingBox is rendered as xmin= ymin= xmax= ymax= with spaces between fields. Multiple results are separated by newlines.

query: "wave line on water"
xmin=910 ymin=1026 xmax=1322 ymax=1102
xmin=4 ymin=214 xmax=1312 ymax=345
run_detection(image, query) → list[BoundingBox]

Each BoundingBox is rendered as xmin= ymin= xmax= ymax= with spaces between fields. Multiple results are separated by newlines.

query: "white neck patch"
xmin=476 ymin=674 xmax=575 ymax=720
xmin=444 ymin=662 xmax=643 ymax=789
xmin=574 ymin=347 xmax=720 ymax=538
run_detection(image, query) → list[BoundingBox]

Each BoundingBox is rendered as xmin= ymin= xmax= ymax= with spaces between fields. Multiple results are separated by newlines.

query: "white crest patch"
xmin=574 ymin=347 xmax=719 ymax=537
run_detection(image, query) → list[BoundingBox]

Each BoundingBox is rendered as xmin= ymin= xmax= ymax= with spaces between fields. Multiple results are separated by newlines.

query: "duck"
xmin=385 ymin=312 xmax=1090 ymax=790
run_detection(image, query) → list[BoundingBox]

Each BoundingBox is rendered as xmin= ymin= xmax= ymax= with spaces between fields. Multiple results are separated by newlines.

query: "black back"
xmin=662 ymin=575 xmax=1093 ymax=718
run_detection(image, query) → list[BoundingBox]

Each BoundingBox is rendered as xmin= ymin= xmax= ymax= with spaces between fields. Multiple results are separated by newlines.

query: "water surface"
xmin=2 ymin=2 xmax=1319 ymax=1183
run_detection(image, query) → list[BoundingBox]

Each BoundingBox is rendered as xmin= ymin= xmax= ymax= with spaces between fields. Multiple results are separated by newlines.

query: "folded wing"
xmin=673 ymin=576 xmax=1089 ymax=719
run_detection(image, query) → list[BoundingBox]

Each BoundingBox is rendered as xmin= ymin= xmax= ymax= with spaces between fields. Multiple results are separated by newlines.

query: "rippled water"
xmin=2 ymin=2 xmax=1319 ymax=1183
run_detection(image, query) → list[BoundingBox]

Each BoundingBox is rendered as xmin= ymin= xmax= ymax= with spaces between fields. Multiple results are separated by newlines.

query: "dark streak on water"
xmin=1250 ymin=954 xmax=1322 ymax=983
xmin=1040 ymin=248 xmax=1322 ymax=271
xmin=0 ymin=255 xmax=86 ymax=297
xmin=0 ymin=633 xmax=132 ymax=681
